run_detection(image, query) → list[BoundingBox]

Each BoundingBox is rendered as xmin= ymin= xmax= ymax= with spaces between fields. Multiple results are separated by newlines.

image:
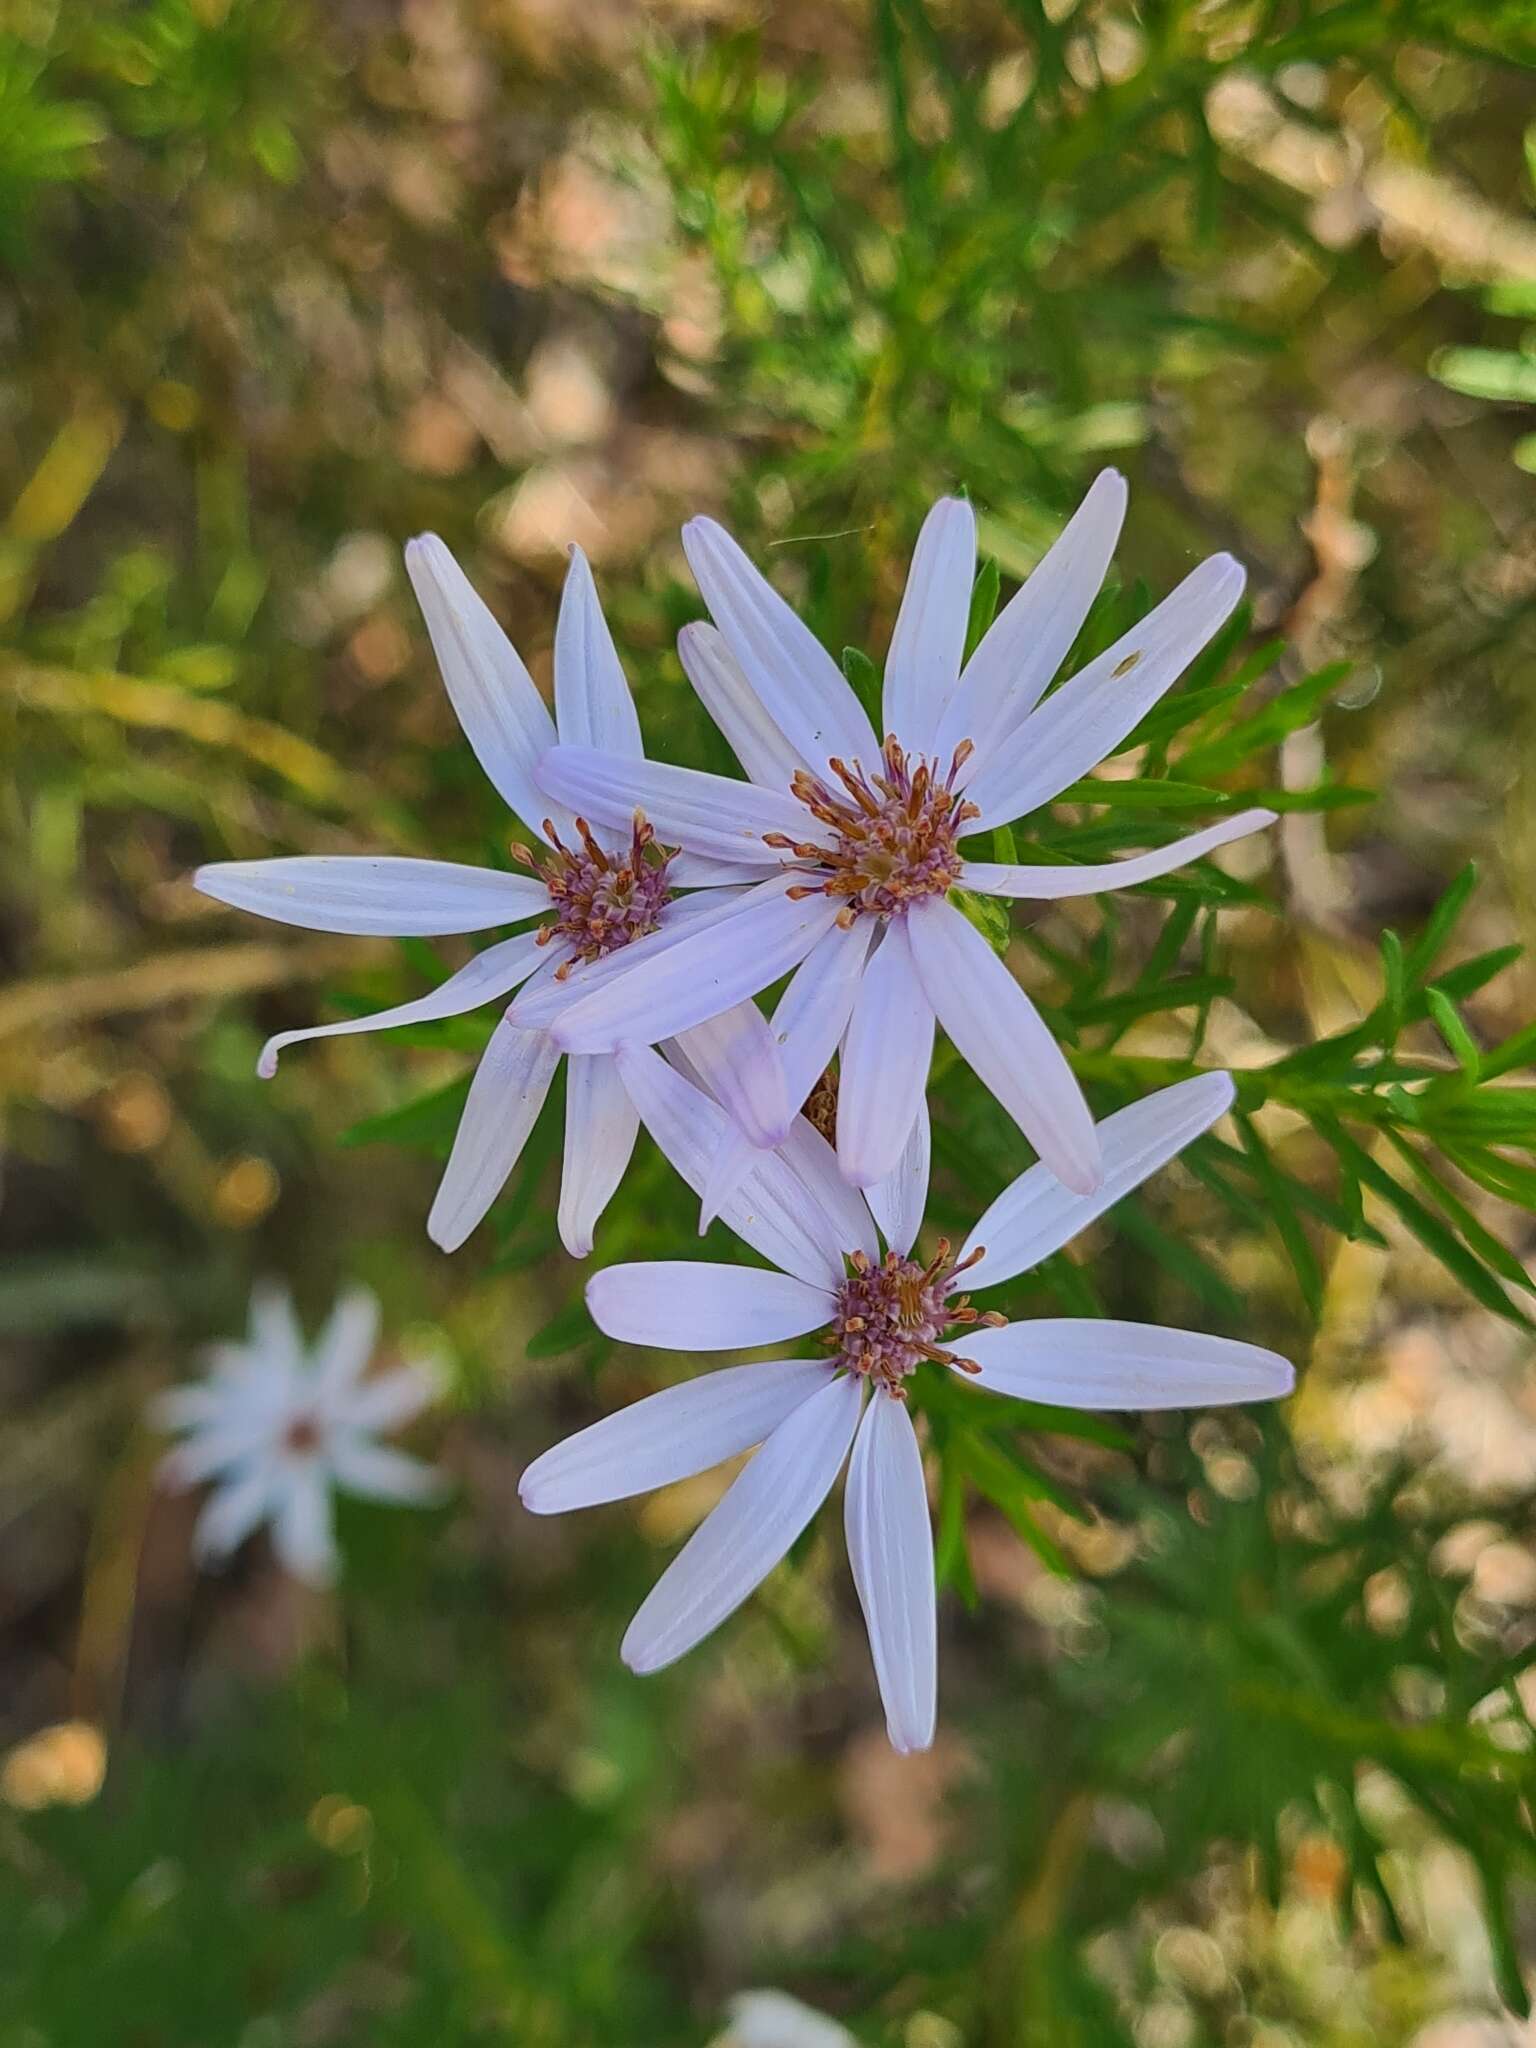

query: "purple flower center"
xmin=762 ymin=737 xmax=980 ymax=924
xmin=283 ymin=1412 xmax=323 ymax=1456
xmin=517 ymin=813 xmax=676 ymax=974
xmin=824 ymin=1241 xmax=1005 ymax=1396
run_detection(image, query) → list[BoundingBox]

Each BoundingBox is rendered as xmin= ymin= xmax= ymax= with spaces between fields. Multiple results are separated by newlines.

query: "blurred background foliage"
xmin=3 ymin=0 xmax=1536 ymax=2042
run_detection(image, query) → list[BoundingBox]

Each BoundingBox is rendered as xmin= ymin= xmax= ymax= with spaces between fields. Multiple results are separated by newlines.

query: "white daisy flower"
xmin=154 ymin=1282 xmax=444 ymax=1586
xmin=195 ymin=541 xmax=789 ymax=1257
xmin=518 ymin=1047 xmax=1294 ymax=1753
xmin=525 ymin=475 xmax=1276 ymax=1198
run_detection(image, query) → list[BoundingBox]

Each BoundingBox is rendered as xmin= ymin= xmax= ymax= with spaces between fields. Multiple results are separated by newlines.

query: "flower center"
xmin=763 ymin=737 xmax=979 ymax=925
xmin=283 ymin=1413 xmax=323 ymax=1456
xmin=516 ymin=812 xmax=676 ymax=975
xmin=823 ymin=1241 xmax=1005 ymax=1396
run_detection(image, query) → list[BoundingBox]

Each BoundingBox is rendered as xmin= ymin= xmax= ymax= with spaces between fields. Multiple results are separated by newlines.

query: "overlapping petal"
xmin=865 ymin=1098 xmax=930 ymax=1259
xmin=682 ymin=516 xmax=880 ymax=773
xmin=405 ymin=534 xmax=568 ymax=841
xmin=935 ymin=468 xmax=1127 ymax=771
xmin=966 ymin=552 xmax=1246 ymax=827
xmin=845 ymin=1391 xmax=936 ymax=1754
xmin=677 ymin=620 xmax=809 ymax=789
xmin=426 ymin=1018 xmax=562 ymax=1252
xmin=585 ymin=1260 xmax=832 ymax=1351
xmin=536 ymin=744 xmax=812 ymax=865
xmin=558 ymin=1052 xmax=641 ymax=1258
xmin=614 ymin=1043 xmax=854 ymax=1287
xmin=520 ymin=1359 xmax=833 ymax=1514
xmin=620 ymin=1371 xmax=863 ymax=1674
xmin=195 ymin=856 xmax=547 ymax=938
xmin=551 ymin=875 xmax=839 ymax=1055
xmin=836 ymin=921 xmax=933 ymax=1188
xmin=906 ymin=895 xmax=1101 ymax=1195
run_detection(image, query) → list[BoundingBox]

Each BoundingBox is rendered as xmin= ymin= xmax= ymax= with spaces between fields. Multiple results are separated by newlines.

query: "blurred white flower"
xmin=154 ymin=1282 xmax=444 ymax=1585
xmin=714 ymin=1989 xmax=857 ymax=2048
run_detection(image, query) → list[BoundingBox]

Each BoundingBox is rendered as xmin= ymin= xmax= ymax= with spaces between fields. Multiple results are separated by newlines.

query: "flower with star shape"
xmin=519 ymin=1047 xmax=1293 ymax=1753
xmin=523 ymin=474 xmax=1275 ymax=1200
xmin=194 ymin=540 xmax=791 ymax=1257
xmin=154 ymin=1282 xmax=444 ymax=1585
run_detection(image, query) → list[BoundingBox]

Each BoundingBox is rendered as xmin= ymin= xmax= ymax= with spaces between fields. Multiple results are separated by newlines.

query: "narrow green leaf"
xmin=1425 ymin=988 xmax=1481 ymax=1079
xmin=965 ymin=556 xmax=1000 ymax=660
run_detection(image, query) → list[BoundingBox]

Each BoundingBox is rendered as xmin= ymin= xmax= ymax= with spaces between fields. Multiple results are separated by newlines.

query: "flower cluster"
xmin=182 ymin=480 xmax=1294 ymax=1738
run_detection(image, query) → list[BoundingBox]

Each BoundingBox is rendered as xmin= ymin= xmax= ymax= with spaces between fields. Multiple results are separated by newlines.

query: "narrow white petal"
xmin=694 ymin=920 xmax=874 ymax=1231
xmin=558 ymin=1052 xmax=640 ymax=1258
xmin=682 ymin=516 xmax=879 ymax=775
xmin=150 ymin=1383 xmax=226 ymax=1432
xmin=936 ymin=468 xmax=1127 ymax=772
xmin=677 ymin=619 xmax=809 ymax=788
xmin=195 ymin=856 xmax=547 ymax=938
xmin=510 ymin=888 xmax=749 ymax=1033
xmin=269 ymin=1463 xmax=338 ymax=1584
xmin=615 ymin=1043 xmax=849 ymax=1287
xmin=519 ymin=1358 xmax=834 ymax=1513
xmin=959 ymin=1072 xmax=1236 ymax=1289
xmin=163 ymin=1422 xmax=268 ymax=1488
xmin=662 ymin=1031 xmax=877 ymax=1263
xmin=192 ymin=1464 xmax=275 ymax=1563
xmin=882 ymin=497 xmax=976 ymax=752
xmin=552 ymin=876 xmax=838 ymax=1056
xmin=696 ymin=1097 xmax=884 ymax=1253
xmin=906 ymin=897 xmax=1101 ymax=1195
xmin=311 ymin=1286 xmax=380 ymax=1395
xmin=256 ymin=929 xmax=545 ymax=1077
xmin=329 ymin=1435 xmax=446 ymax=1505
xmin=585 ymin=1261 xmax=832 ymax=1351
xmin=844 ymin=1392 xmax=936 ymax=1753
xmin=248 ymin=1281 xmax=304 ymax=1373
xmin=673 ymin=1002 xmax=791 ymax=1150
xmin=668 ymin=853 xmax=770 ymax=888
xmin=960 ymin=809 xmax=1276 ymax=902
xmin=867 ymin=1098 xmax=930 ymax=1257
xmin=426 ymin=1020 xmax=561 ymax=1252
xmin=404 ymin=534 xmax=567 ymax=841
xmin=341 ymin=1365 xmax=440 ymax=1433
xmin=836 ymin=922 xmax=933 ymax=1187
xmin=773 ymin=1117 xmax=883 ymax=1265
xmin=621 ymin=1372 xmax=863 ymax=1673
xmin=553 ymin=544 xmax=643 ymax=758
xmin=962 ymin=1319 xmax=1295 ymax=1410
xmin=536 ymin=744 xmax=813 ymax=865
xmin=773 ymin=917 xmax=876 ymax=1103
xmin=967 ymin=552 xmax=1247 ymax=826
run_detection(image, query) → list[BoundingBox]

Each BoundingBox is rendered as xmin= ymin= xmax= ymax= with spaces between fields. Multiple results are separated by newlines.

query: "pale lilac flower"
xmin=528 ymin=475 xmax=1275 ymax=1196
xmin=154 ymin=1282 xmax=443 ymax=1585
xmin=519 ymin=1052 xmax=1294 ymax=1752
xmin=195 ymin=541 xmax=789 ymax=1256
